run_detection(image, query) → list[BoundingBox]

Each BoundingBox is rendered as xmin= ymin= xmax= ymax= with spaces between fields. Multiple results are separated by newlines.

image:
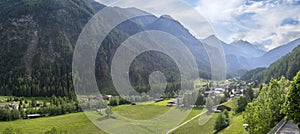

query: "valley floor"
xmin=0 ymin=112 xmax=105 ymax=134
xmin=0 ymin=97 xmax=247 ymax=134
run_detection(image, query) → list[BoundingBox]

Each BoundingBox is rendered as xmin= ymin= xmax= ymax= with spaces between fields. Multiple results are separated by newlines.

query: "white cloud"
xmin=195 ymin=0 xmax=300 ymax=50
xmin=95 ymin=0 xmax=300 ymax=50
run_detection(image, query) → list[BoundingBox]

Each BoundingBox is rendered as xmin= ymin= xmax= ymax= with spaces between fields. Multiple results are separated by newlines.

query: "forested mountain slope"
xmin=0 ymin=0 xmax=98 ymax=96
xmin=0 ymin=0 xmax=212 ymax=97
xmin=241 ymin=44 xmax=300 ymax=83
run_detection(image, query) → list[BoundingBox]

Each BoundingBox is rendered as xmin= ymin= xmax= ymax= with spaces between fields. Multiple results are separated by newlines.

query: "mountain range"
xmin=0 ymin=0 xmax=299 ymax=97
xmin=206 ymin=36 xmax=300 ymax=76
xmin=241 ymin=44 xmax=300 ymax=83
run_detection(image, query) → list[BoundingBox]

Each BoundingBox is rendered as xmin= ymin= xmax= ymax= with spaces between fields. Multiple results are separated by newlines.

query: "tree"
xmin=220 ymin=95 xmax=227 ymax=104
xmin=195 ymin=92 xmax=205 ymax=108
xmin=214 ymin=111 xmax=230 ymax=133
xmin=244 ymin=87 xmax=254 ymax=102
xmin=243 ymin=102 xmax=259 ymax=134
xmin=105 ymin=107 xmax=113 ymax=117
xmin=109 ymin=97 xmax=119 ymax=106
xmin=243 ymin=77 xmax=289 ymax=134
xmin=31 ymin=99 xmax=37 ymax=107
xmin=11 ymin=109 xmax=20 ymax=120
xmin=267 ymin=78 xmax=288 ymax=126
xmin=19 ymin=107 xmax=26 ymax=118
xmin=223 ymin=110 xmax=229 ymax=123
xmin=235 ymin=96 xmax=247 ymax=113
xmin=19 ymin=100 xmax=23 ymax=105
xmin=284 ymin=71 xmax=300 ymax=128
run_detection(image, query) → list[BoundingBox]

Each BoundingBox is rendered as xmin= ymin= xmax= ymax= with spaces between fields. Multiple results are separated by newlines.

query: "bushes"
xmin=0 ymin=108 xmax=20 ymax=121
xmin=214 ymin=110 xmax=230 ymax=133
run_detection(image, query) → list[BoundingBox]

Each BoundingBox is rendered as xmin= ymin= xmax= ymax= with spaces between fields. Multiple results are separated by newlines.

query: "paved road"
xmin=277 ymin=121 xmax=300 ymax=134
xmin=166 ymin=110 xmax=208 ymax=134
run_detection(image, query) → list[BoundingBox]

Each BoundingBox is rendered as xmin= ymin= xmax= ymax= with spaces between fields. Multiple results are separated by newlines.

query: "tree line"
xmin=0 ymin=95 xmax=79 ymax=121
xmin=243 ymin=71 xmax=300 ymax=133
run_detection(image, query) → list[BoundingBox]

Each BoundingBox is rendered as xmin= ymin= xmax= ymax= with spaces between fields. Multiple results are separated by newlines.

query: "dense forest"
xmin=241 ymin=44 xmax=300 ymax=84
xmin=0 ymin=0 xmax=211 ymax=97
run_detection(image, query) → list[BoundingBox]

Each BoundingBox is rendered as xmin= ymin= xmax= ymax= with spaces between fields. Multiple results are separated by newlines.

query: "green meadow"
xmin=0 ymin=99 xmax=203 ymax=134
xmin=0 ymin=112 xmax=104 ymax=134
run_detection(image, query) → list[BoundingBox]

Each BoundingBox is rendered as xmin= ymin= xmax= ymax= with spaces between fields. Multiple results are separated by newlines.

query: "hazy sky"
xmin=96 ymin=0 xmax=300 ymax=50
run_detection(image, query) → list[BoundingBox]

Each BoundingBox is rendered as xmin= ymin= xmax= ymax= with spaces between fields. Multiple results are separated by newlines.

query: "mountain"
xmin=228 ymin=40 xmax=266 ymax=58
xmin=202 ymin=35 xmax=265 ymax=76
xmin=251 ymin=38 xmax=300 ymax=68
xmin=2 ymin=0 xmax=298 ymax=97
xmin=202 ymin=35 xmax=300 ymax=77
xmin=146 ymin=15 xmax=211 ymax=72
xmin=241 ymin=44 xmax=300 ymax=83
xmin=0 ymin=0 xmax=100 ymax=96
xmin=0 ymin=0 xmax=213 ymax=97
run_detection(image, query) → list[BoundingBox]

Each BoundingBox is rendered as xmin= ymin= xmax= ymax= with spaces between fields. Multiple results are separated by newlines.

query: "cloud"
xmin=194 ymin=0 xmax=300 ymax=50
xmin=95 ymin=0 xmax=300 ymax=50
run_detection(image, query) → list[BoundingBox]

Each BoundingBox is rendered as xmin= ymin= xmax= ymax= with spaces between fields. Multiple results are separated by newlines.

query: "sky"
xmin=96 ymin=0 xmax=300 ymax=50
xmin=189 ymin=0 xmax=300 ymax=50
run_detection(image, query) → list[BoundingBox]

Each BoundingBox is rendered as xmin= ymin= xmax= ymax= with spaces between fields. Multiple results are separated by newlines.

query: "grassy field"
xmin=86 ymin=101 xmax=200 ymax=134
xmin=181 ymin=108 xmax=203 ymax=123
xmin=112 ymin=105 xmax=170 ymax=120
xmin=172 ymin=113 xmax=219 ymax=134
xmin=137 ymin=99 xmax=173 ymax=106
xmin=171 ymin=98 xmax=243 ymax=134
xmin=0 ymin=112 xmax=105 ymax=134
xmin=219 ymin=114 xmax=248 ymax=134
xmin=222 ymin=98 xmax=238 ymax=109
xmin=0 ymin=98 xmax=204 ymax=134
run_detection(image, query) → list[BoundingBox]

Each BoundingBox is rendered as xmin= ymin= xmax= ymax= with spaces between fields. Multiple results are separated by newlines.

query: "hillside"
xmin=0 ymin=0 xmax=213 ymax=97
xmin=241 ymin=44 xmax=300 ymax=83
xmin=251 ymin=38 xmax=300 ymax=69
xmin=0 ymin=0 xmax=98 ymax=96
